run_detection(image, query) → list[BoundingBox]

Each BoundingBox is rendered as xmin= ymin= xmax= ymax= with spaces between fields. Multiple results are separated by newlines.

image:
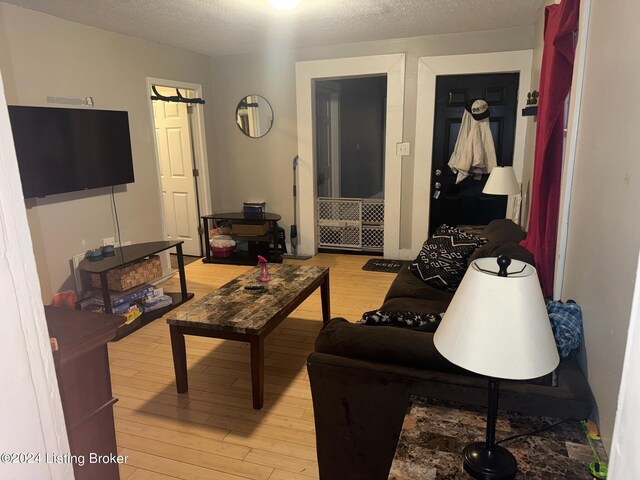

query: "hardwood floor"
xmin=110 ymin=253 xmax=397 ymax=480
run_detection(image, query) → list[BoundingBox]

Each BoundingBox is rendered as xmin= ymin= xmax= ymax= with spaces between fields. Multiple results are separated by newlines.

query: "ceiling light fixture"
xmin=268 ymin=0 xmax=301 ymax=10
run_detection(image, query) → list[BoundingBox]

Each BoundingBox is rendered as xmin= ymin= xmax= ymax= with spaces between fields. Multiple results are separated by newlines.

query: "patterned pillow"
xmin=358 ymin=310 xmax=443 ymax=332
xmin=411 ymin=225 xmax=487 ymax=292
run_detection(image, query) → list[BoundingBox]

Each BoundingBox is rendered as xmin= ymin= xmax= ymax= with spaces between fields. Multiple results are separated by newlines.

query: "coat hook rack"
xmin=150 ymin=86 xmax=205 ymax=104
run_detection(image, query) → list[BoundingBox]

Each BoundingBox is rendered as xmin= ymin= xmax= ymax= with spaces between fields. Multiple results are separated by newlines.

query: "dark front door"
xmin=429 ymin=73 xmax=519 ymax=234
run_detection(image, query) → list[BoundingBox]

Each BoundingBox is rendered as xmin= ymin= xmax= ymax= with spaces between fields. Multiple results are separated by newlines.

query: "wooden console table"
xmin=46 ymin=306 xmax=124 ymax=480
xmin=79 ymin=241 xmax=194 ymax=339
xmin=202 ymin=212 xmax=282 ymax=265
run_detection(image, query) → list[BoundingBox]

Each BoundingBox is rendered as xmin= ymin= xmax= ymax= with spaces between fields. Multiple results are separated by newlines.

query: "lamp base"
xmin=463 ymin=442 xmax=517 ymax=480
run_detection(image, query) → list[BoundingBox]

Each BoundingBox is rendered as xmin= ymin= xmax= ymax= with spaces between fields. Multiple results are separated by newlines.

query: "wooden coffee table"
xmin=166 ymin=264 xmax=330 ymax=409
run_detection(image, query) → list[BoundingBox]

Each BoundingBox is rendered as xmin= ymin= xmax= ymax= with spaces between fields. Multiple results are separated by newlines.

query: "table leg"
xmin=271 ymin=220 xmax=281 ymax=262
xmin=175 ymin=243 xmax=188 ymax=301
xmin=203 ymin=217 xmax=212 ymax=262
xmin=321 ymin=271 xmax=331 ymax=323
xmin=169 ymin=325 xmax=188 ymax=393
xmin=249 ymin=336 xmax=265 ymax=409
xmin=100 ymin=272 xmax=113 ymax=314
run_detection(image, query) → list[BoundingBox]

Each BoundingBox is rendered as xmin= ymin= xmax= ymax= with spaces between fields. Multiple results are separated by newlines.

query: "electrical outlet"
xmin=103 ymin=236 xmax=115 ymax=246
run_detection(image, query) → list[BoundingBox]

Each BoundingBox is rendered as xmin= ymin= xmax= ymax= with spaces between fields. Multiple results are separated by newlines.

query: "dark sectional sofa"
xmin=307 ymin=219 xmax=594 ymax=480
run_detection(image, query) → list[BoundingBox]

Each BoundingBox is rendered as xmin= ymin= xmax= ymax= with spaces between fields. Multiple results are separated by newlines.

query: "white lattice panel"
xmin=362 ymin=226 xmax=384 ymax=250
xmin=317 ymin=197 xmax=384 ymax=252
xmin=362 ymin=201 xmax=384 ymax=224
xmin=318 ymin=226 xmax=361 ymax=249
xmin=318 ymin=198 xmax=361 ymax=222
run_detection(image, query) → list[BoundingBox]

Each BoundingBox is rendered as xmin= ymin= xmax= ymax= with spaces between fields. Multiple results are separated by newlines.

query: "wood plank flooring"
xmin=110 ymin=253 xmax=397 ymax=480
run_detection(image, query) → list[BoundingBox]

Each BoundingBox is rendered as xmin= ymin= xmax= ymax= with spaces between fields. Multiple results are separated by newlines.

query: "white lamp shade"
xmin=483 ymin=166 xmax=519 ymax=195
xmin=434 ymin=257 xmax=559 ymax=380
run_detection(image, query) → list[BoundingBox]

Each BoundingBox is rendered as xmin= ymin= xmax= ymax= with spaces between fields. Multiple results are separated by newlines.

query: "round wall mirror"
xmin=235 ymin=94 xmax=274 ymax=138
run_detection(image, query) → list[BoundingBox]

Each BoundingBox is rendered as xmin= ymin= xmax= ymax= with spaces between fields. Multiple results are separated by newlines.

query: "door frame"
xmin=412 ymin=50 xmax=533 ymax=256
xmin=0 ymin=69 xmax=72 ymax=479
xmin=295 ymin=53 xmax=406 ymax=258
xmin=145 ymin=77 xmax=212 ymax=256
xmin=315 ymin=81 xmax=342 ymax=197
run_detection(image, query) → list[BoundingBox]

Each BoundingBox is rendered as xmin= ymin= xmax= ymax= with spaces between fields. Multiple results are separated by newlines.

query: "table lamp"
xmin=483 ymin=166 xmax=519 ymax=195
xmin=434 ymin=256 xmax=559 ymax=480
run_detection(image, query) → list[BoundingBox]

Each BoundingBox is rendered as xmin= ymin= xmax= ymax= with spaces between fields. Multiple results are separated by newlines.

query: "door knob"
xmin=434 ymin=182 xmax=441 ymax=189
xmin=435 ymin=169 xmax=442 ymax=176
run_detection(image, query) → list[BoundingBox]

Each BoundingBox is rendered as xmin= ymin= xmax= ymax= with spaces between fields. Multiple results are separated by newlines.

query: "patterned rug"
xmin=362 ymin=259 xmax=408 ymax=273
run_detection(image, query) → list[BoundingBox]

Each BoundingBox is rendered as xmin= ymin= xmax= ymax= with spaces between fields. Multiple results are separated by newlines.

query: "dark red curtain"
xmin=521 ymin=0 xmax=580 ymax=298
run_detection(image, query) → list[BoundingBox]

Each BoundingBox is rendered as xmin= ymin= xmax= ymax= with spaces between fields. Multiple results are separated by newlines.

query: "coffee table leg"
xmin=169 ymin=325 xmax=188 ymax=393
xmin=321 ymin=272 xmax=331 ymax=323
xmin=249 ymin=336 xmax=265 ymax=409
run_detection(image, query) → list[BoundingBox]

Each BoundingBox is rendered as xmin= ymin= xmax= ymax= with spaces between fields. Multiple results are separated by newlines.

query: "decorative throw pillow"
xmin=411 ymin=225 xmax=487 ymax=292
xmin=358 ymin=310 xmax=443 ymax=332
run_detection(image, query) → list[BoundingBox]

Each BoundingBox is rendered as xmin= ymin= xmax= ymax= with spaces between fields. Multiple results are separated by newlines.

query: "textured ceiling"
xmin=2 ymin=0 xmax=547 ymax=57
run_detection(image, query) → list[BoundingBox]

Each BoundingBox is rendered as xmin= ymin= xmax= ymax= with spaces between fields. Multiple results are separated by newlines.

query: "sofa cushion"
xmin=481 ymin=218 xmax=527 ymax=243
xmin=410 ymin=224 xmax=487 ymax=292
xmin=385 ymin=267 xmax=455 ymax=307
xmin=315 ymin=318 xmax=468 ymax=373
xmin=468 ymin=241 xmax=535 ymax=266
xmin=380 ymin=296 xmax=452 ymax=315
xmin=358 ymin=310 xmax=442 ymax=332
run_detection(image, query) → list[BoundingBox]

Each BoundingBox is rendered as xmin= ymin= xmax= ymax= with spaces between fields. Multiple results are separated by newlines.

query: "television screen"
xmin=8 ymin=106 xmax=135 ymax=198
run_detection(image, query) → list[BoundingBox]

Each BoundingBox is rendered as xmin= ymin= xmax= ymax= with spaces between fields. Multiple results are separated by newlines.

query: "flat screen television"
xmin=8 ymin=106 xmax=135 ymax=198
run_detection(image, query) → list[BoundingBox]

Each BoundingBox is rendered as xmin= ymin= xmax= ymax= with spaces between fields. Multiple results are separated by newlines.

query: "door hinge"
xmin=198 ymin=225 xmax=204 ymax=236
xmin=193 ymin=168 xmax=199 ymax=177
xmin=187 ymin=105 xmax=193 ymax=114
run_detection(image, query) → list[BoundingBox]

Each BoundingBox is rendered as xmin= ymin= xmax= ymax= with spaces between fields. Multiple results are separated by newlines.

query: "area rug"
xmin=362 ymin=259 xmax=408 ymax=273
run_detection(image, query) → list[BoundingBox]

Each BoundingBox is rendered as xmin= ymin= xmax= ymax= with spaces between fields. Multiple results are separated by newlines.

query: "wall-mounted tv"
xmin=8 ymin=106 xmax=135 ymax=198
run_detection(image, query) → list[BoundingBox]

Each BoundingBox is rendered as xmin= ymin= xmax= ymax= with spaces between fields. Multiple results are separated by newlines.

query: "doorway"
xmin=411 ymin=51 xmax=533 ymax=255
xmin=315 ymin=76 xmax=387 ymax=253
xmin=148 ymin=80 xmax=211 ymax=258
xmin=295 ymin=53 xmax=406 ymax=259
xmin=429 ymin=73 xmax=520 ymax=233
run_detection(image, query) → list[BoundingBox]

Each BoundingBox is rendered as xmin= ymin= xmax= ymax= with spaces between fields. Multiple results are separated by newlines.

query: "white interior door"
xmin=153 ymin=87 xmax=200 ymax=256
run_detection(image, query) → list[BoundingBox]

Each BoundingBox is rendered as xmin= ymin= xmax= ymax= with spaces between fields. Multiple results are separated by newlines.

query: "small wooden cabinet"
xmin=46 ymin=306 xmax=123 ymax=480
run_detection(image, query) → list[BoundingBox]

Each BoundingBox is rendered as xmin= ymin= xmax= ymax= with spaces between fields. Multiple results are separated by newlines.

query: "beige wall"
xmin=0 ymin=3 xmax=214 ymax=302
xmin=561 ymin=0 xmax=640 ymax=447
xmin=209 ymin=26 xmax=535 ymax=249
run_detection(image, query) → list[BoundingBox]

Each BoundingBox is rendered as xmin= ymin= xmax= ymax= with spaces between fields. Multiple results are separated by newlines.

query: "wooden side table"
xmin=388 ymin=396 xmax=605 ymax=479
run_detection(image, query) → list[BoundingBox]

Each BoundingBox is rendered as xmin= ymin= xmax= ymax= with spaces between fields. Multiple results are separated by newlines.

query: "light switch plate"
xmin=396 ymin=142 xmax=410 ymax=156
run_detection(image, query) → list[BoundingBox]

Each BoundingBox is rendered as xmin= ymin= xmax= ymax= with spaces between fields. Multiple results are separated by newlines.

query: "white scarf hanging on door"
xmin=447 ymin=110 xmax=497 ymax=184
